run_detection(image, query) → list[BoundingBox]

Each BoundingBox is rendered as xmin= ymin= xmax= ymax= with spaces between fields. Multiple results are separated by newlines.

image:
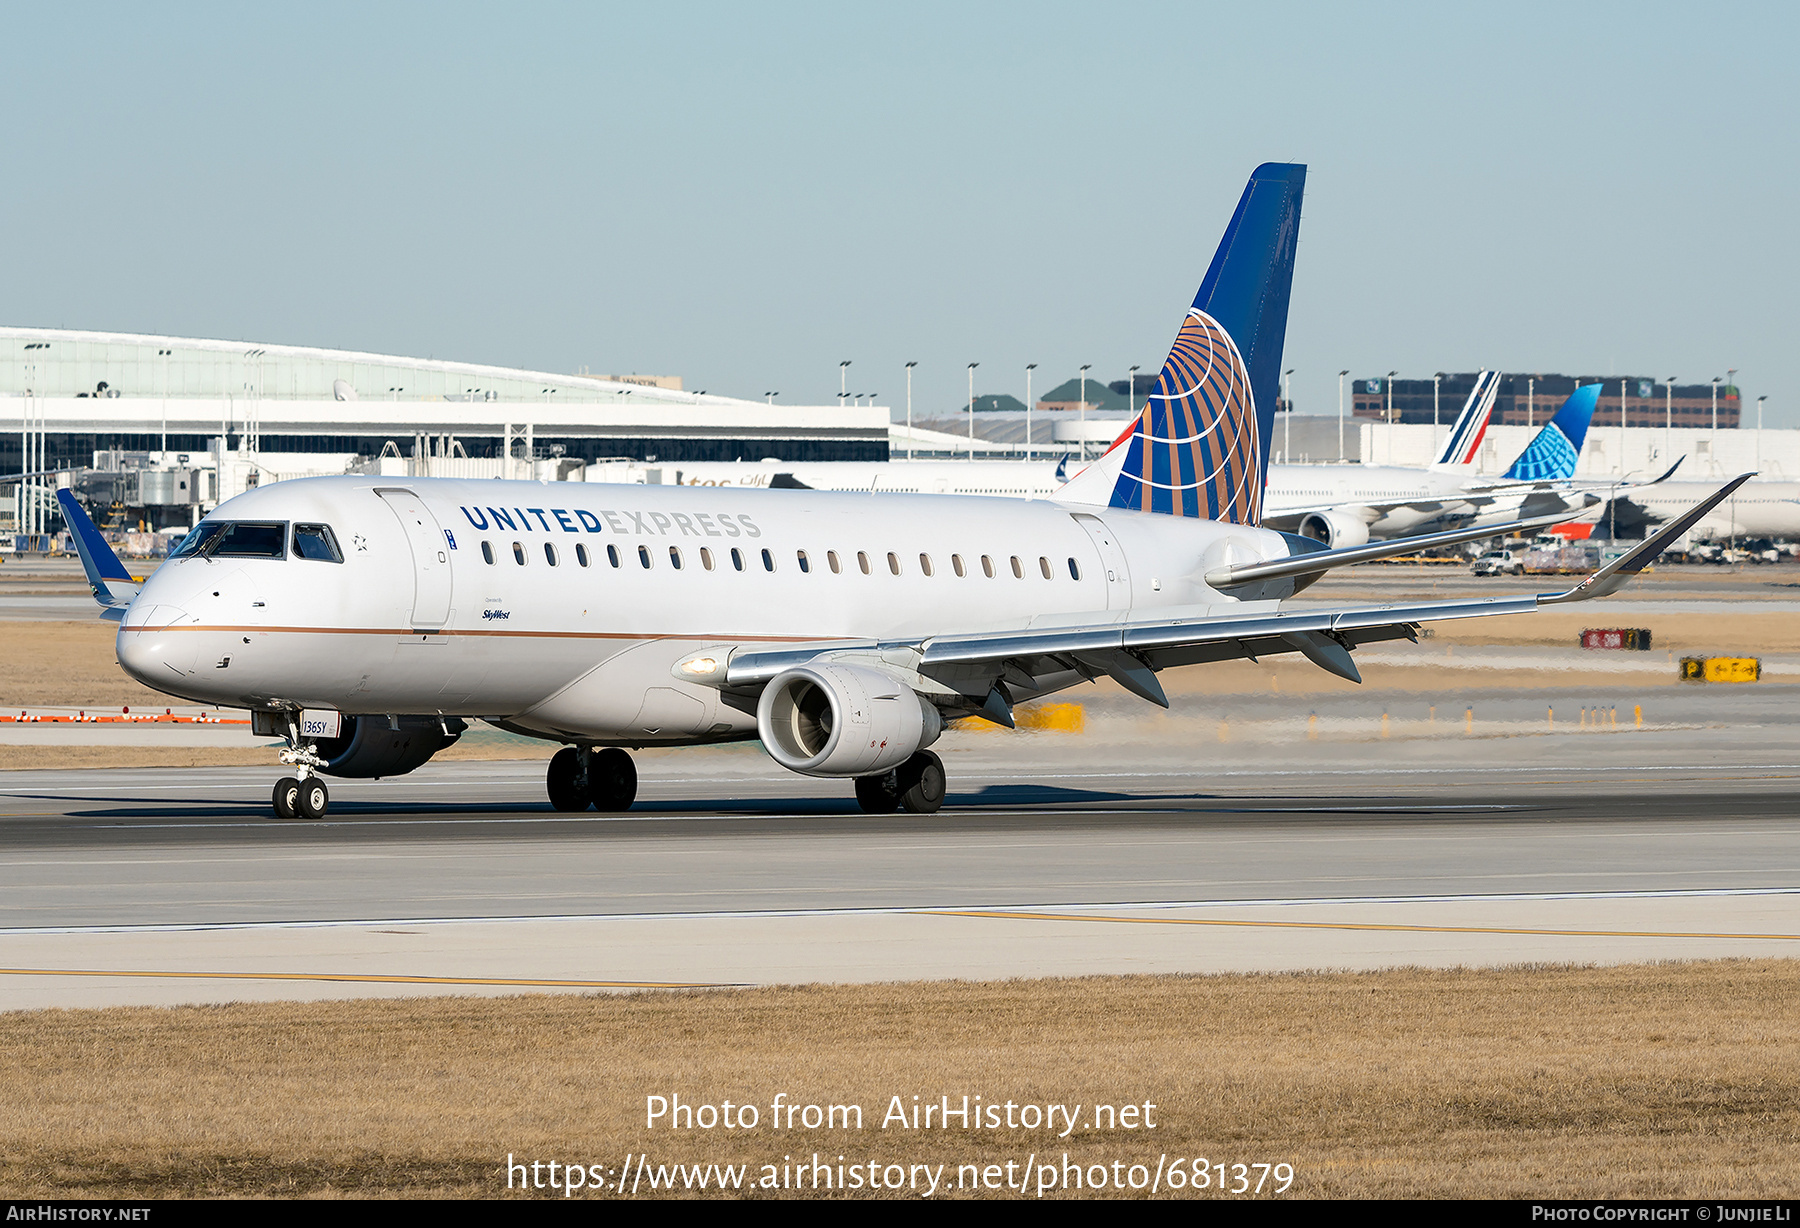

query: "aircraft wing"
xmin=725 ymin=475 xmax=1749 ymax=721
xmin=1459 ymin=456 xmax=1685 ymax=497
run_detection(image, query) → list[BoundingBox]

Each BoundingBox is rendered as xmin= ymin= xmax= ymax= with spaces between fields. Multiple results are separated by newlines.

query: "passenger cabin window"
xmin=513 ymin=542 xmax=527 ymax=565
xmin=857 ymin=551 xmax=871 ymax=575
xmin=797 ymin=550 xmax=810 ymax=573
xmin=481 ymin=541 xmax=495 ymax=565
xmin=1067 ymin=557 xmax=1081 ymax=580
xmin=761 ymin=548 xmax=775 ymax=572
xmin=576 ymin=543 xmax=590 ymax=567
xmin=919 ymin=553 xmax=934 ymax=577
xmin=669 ymin=546 xmax=683 ymax=569
xmin=607 ymin=544 xmax=621 ymax=568
xmin=951 ymin=554 xmax=965 ymax=577
xmin=544 ymin=543 xmax=559 ymax=566
xmin=731 ymin=547 xmax=745 ymax=571
xmin=700 ymin=547 xmax=715 ymax=570
xmin=887 ymin=552 xmax=901 ymax=576
xmin=827 ymin=550 xmax=841 ymax=574
xmin=291 ymin=524 xmax=343 ymax=563
xmin=1039 ymin=556 xmax=1053 ymax=579
xmin=981 ymin=555 xmax=995 ymax=578
xmin=638 ymin=545 xmax=653 ymax=569
xmin=1010 ymin=556 xmax=1023 ymax=579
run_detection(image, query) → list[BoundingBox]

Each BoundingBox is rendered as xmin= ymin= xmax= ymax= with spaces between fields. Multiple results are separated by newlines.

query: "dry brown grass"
xmin=2 ymin=961 xmax=1796 ymax=1199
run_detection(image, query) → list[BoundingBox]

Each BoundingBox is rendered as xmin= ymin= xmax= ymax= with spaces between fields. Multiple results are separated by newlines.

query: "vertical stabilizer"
xmin=1502 ymin=384 xmax=1601 ymax=481
xmin=1055 ymin=163 xmax=1305 ymax=523
xmin=1430 ymin=370 xmax=1501 ymax=468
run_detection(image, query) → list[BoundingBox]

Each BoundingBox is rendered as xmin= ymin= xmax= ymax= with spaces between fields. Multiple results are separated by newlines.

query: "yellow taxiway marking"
xmin=922 ymin=910 xmax=1800 ymax=942
xmin=0 ymin=968 xmax=738 ymax=988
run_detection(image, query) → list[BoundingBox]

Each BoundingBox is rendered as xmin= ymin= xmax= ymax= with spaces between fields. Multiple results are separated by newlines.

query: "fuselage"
xmin=116 ymin=476 xmax=1291 ymax=744
xmin=1615 ymin=479 xmax=1800 ymax=540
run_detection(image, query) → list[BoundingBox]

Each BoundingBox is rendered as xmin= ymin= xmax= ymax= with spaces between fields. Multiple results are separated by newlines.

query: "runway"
xmin=3 ymin=724 xmax=1799 ymax=1009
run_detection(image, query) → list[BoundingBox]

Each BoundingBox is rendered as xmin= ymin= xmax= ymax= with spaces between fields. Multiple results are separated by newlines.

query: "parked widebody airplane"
xmin=595 ymin=374 xmax=1637 ymax=546
xmin=63 ymin=163 xmax=1743 ymax=821
xmin=1260 ymin=382 xmax=1622 ymax=546
xmin=1601 ymin=478 xmax=1800 ymax=542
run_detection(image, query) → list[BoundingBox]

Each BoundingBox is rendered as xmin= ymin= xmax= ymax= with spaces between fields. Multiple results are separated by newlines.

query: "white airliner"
xmin=1604 ymin=479 xmax=1800 ymax=542
xmin=601 ymin=373 xmax=1661 ymax=547
xmin=60 ymin=163 xmax=1743 ymax=821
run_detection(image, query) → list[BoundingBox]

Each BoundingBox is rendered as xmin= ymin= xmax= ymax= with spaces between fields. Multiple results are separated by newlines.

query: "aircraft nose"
xmin=116 ymin=604 xmax=200 ymax=686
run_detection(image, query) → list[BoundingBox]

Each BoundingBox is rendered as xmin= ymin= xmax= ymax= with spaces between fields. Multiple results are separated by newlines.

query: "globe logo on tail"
xmin=1108 ymin=309 xmax=1260 ymax=524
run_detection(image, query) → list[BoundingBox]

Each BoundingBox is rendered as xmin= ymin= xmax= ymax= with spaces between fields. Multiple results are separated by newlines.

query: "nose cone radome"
xmin=116 ymin=603 xmax=200 ymax=691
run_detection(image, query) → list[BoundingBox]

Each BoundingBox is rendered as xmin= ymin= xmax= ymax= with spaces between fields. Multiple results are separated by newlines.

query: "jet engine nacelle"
xmin=314 ymin=715 xmax=466 ymax=778
xmin=757 ymin=663 xmax=944 ymax=778
xmin=1296 ymin=509 xmax=1371 ymax=549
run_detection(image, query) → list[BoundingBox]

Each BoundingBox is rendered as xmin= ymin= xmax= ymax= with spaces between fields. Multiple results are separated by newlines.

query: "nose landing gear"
xmin=546 ymin=746 xmax=639 ymax=812
xmin=272 ymin=714 xmax=330 ymax=819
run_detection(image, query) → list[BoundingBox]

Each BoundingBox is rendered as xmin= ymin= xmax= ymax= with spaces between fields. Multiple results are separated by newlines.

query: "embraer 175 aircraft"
xmin=62 ymin=163 xmax=1744 ymax=821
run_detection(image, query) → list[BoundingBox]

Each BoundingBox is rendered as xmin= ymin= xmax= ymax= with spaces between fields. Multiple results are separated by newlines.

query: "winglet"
xmin=55 ymin=489 xmax=141 ymax=610
xmin=1541 ymin=474 xmax=1754 ymax=605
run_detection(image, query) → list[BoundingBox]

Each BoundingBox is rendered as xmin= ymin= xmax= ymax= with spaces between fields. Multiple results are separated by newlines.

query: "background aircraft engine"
xmin=1296 ymin=509 xmax=1372 ymax=549
xmin=756 ymin=663 xmax=944 ymax=778
xmin=313 ymin=715 xmax=467 ymax=778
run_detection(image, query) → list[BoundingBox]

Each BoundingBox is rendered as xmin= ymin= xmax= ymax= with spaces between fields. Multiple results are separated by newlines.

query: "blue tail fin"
xmin=1502 ymin=384 xmax=1600 ymax=481
xmin=1055 ymin=163 xmax=1305 ymax=523
xmin=56 ymin=488 xmax=141 ymax=612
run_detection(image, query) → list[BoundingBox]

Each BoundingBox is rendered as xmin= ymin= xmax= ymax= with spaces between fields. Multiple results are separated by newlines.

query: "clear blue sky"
xmin=4 ymin=3 xmax=1795 ymax=422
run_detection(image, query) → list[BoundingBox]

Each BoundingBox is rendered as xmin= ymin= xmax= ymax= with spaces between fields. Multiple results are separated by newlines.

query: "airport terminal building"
xmin=3 ymin=327 xmax=886 ymax=532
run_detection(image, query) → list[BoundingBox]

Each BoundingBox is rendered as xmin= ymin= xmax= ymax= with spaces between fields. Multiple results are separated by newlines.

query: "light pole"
xmin=1337 ymin=370 xmax=1349 ymax=461
xmin=1666 ymin=376 xmax=1677 ymax=465
xmin=1283 ymin=368 xmax=1294 ymax=461
xmin=967 ymin=363 xmax=979 ymax=462
xmin=1129 ymin=365 xmax=1140 ymax=419
xmin=1433 ymin=371 xmax=1444 ymax=431
xmin=905 ymin=362 xmax=916 ymax=461
xmin=1385 ymin=371 xmax=1397 ymax=466
xmin=764 ymin=391 xmax=777 ymax=404
xmin=1757 ymin=395 xmax=1766 ymax=472
xmin=1620 ymin=378 xmax=1629 ymax=476
xmin=840 ymin=360 xmax=850 ymax=408
xmin=1079 ymin=364 xmax=1092 ymax=461
xmin=1025 ymin=363 xmax=1037 ymax=461
xmin=1712 ymin=376 xmax=1722 ymax=465
xmin=1527 ymin=377 xmax=1535 ymax=429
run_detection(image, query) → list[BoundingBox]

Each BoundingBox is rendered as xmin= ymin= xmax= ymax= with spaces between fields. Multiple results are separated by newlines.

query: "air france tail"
xmin=1502 ymin=384 xmax=1600 ymax=481
xmin=1429 ymin=370 xmax=1501 ymax=469
xmin=1057 ymin=163 xmax=1305 ymax=524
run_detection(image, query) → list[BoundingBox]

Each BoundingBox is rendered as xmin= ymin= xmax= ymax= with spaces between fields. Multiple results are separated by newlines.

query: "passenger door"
xmin=375 ymin=488 xmax=453 ymax=629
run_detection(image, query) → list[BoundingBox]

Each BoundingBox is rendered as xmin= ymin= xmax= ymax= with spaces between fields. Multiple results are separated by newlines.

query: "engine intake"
xmin=757 ymin=663 xmax=943 ymax=777
xmin=314 ymin=715 xmax=466 ymax=778
xmin=1296 ymin=508 xmax=1371 ymax=549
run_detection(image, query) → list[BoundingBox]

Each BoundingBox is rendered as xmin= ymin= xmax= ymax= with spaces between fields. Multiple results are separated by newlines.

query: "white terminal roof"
xmin=0 ymin=326 xmax=882 ymax=439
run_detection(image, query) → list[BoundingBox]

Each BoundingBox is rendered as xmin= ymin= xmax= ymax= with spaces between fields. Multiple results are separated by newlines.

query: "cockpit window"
xmin=211 ymin=522 xmax=288 ymax=558
xmin=170 ymin=523 xmax=223 ymax=559
xmin=292 ymin=524 xmax=344 ymax=563
xmin=170 ymin=521 xmax=288 ymax=560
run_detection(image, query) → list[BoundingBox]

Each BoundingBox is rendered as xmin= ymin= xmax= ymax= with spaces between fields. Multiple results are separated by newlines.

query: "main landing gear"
xmin=854 ymin=750 xmax=946 ymax=815
xmin=547 ymin=746 xmax=639 ymax=812
xmin=272 ymin=715 xmax=330 ymax=820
